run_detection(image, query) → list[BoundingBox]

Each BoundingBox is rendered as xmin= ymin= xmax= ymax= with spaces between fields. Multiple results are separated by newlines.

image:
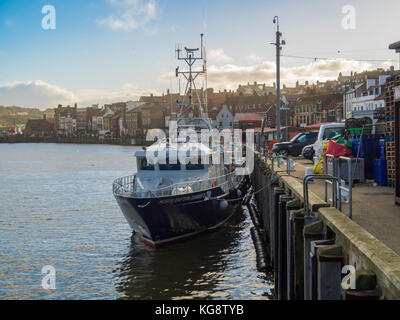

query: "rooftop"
xmin=234 ymin=113 xmax=262 ymax=122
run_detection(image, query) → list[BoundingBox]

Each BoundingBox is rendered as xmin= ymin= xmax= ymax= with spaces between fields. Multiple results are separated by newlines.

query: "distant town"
xmin=1 ymin=66 xmax=399 ymax=141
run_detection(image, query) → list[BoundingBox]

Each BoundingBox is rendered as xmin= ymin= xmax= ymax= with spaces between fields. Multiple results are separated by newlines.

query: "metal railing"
xmin=324 ymin=154 xmax=353 ymax=219
xmin=304 ymin=174 xmax=339 ymax=217
xmin=271 ymin=154 xmax=295 ymax=176
xmin=113 ymin=171 xmax=242 ymax=199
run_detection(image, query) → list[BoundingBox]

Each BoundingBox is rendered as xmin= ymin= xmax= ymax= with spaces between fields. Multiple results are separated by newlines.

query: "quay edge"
xmin=251 ymin=151 xmax=400 ymax=300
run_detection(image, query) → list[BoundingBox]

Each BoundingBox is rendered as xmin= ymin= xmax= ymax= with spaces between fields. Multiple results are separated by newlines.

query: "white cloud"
xmin=246 ymin=54 xmax=263 ymax=62
xmin=0 ymin=81 xmax=76 ymax=109
xmin=161 ymin=59 xmax=374 ymax=91
xmin=76 ymin=84 xmax=160 ymax=105
xmin=208 ymin=49 xmax=233 ymax=63
xmin=0 ymin=80 xmax=159 ymax=109
xmin=97 ymin=0 xmax=158 ymax=32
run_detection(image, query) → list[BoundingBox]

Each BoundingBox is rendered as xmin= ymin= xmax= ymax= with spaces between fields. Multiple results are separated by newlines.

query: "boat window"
xmin=159 ymin=158 xmax=181 ymax=171
xmin=139 ymin=157 xmax=155 ymax=171
xmin=186 ymin=156 xmax=205 ymax=170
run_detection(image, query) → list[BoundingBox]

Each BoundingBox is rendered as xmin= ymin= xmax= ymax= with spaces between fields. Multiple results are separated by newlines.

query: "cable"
xmin=282 ymin=54 xmax=397 ymax=63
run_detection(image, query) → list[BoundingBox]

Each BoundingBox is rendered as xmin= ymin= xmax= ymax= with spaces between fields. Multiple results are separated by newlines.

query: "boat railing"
xmin=113 ymin=171 xmax=242 ymax=198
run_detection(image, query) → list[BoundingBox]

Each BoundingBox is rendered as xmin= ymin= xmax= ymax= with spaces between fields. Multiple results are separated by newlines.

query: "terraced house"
xmin=291 ymin=94 xmax=341 ymax=126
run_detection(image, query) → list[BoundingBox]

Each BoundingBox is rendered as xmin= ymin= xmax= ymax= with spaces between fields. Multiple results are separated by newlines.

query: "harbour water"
xmin=0 ymin=143 xmax=273 ymax=300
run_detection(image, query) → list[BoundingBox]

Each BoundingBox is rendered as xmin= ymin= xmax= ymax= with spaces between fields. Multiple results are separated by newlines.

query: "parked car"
xmin=272 ymin=132 xmax=318 ymax=157
xmin=301 ymin=144 xmax=315 ymax=161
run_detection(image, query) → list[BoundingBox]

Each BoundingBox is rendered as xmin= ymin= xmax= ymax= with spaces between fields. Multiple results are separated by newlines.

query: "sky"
xmin=0 ymin=0 xmax=399 ymax=109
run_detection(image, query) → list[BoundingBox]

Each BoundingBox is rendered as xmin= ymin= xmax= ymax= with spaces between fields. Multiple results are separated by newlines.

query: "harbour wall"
xmin=251 ymin=152 xmax=400 ymax=300
xmin=0 ymin=136 xmax=152 ymax=146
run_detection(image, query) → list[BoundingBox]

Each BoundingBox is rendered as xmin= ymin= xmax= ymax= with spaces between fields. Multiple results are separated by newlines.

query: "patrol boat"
xmin=113 ymin=35 xmax=247 ymax=247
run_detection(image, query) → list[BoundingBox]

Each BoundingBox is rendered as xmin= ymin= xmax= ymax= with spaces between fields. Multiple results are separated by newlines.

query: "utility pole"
xmin=272 ymin=16 xmax=285 ymax=142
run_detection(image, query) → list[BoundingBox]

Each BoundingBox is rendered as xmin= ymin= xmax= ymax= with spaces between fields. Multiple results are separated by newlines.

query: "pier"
xmin=249 ymin=152 xmax=400 ymax=300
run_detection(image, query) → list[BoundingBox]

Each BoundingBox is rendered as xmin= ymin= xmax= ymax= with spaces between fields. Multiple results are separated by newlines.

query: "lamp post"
xmin=272 ymin=16 xmax=285 ymax=142
xmin=281 ymin=107 xmax=290 ymax=141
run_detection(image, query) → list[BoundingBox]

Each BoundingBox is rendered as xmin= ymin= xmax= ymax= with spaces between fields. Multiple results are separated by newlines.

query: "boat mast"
xmin=175 ymin=34 xmax=209 ymax=127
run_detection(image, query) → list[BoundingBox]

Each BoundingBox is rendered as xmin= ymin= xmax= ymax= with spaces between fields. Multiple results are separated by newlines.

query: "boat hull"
xmin=114 ymin=178 xmax=246 ymax=247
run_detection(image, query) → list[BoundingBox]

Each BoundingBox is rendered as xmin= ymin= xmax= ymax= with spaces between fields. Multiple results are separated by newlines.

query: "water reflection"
xmin=0 ymin=143 xmax=273 ymax=300
xmin=114 ymin=209 xmax=273 ymax=300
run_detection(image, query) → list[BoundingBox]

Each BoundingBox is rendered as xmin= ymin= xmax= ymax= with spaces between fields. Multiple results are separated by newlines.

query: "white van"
xmin=312 ymin=123 xmax=346 ymax=159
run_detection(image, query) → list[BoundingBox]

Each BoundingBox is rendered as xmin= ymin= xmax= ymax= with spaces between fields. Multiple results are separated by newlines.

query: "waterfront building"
xmin=126 ymin=107 xmax=142 ymax=137
xmin=101 ymin=110 xmax=115 ymax=133
xmin=54 ymin=104 xmax=77 ymax=136
xmin=214 ymin=104 xmax=234 ymax=130
xmin=24 ymin=114 xmax=55 ymax=137
xmin=292 ymin=94 xmax=341 ymax=126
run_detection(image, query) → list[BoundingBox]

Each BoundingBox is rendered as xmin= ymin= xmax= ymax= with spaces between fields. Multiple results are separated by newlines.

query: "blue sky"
xmin=0 ymin=0 xmax=399 ymax=109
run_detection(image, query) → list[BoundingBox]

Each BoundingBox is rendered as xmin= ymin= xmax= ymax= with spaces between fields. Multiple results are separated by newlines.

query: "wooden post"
xmin=278 ymin=194 xmax=293 ymax=300
xmin=343 ymin=270 xmax=381 ymax=300
xmin=292 ymin=209 xmax=305 ymax=300
xmin=268 ymin=177 xmax=280 ymax=266
xmin=286 ymin=199 xmax=302 ymax=300
xmin=303 ymin=220 xmax=324 ymax=300
xmin=317 ymin=245 xmax=344 ymax=300
xmin=310 ymin=239 xmax=335 ymax=300
xmin=272 ymin=187 xmax=286 ymax=298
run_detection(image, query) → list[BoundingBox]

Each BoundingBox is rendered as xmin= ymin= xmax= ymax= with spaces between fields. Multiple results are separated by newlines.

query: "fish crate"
xmin=384 ymin=135 xmax=395 ymax=141
xmin=386 ymin=150 xmax=395 ymax=158
xmin=386 ymin=120 xmax=395 ymax=134
xmin=386 ymin=141 xmax=395 ymax=151
xmin=385 ymin=106 xmax=395 ymax=117
xmin=348 ymin=127 xmax=372 ymax=135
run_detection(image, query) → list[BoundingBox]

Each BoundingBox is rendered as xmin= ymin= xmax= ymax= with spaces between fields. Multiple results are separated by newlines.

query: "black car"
xmin=272 ymin=132 xmax=318 ymax=157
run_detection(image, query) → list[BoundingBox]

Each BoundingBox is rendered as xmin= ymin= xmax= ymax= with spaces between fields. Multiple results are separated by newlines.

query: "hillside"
xmin=0 ymin=106 xmax=55 ymax=127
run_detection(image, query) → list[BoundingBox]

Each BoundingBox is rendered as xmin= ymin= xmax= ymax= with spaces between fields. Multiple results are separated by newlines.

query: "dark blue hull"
xmin=114 ymin=177 xmax=246 ymax=247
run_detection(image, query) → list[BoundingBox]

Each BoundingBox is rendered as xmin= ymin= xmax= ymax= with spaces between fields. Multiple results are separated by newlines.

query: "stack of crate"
xmin=384 ymin=74 xmax=400 ymax=187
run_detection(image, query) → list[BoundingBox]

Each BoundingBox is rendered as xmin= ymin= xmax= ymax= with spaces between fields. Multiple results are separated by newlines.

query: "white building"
xmin=59 ymin=116 xmax=76 ymax=136
xmin=91 ymin=113 xmax=103 ymax=132
xmin=351 ymin=75 xmax=389 ymax=123
xmin=214 ymin=105 xmax=234 ymax=130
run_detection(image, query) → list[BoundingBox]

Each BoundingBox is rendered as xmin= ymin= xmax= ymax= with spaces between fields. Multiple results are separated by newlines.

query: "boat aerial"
xmin=113 ymin=35 xmax=248 ymax=247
